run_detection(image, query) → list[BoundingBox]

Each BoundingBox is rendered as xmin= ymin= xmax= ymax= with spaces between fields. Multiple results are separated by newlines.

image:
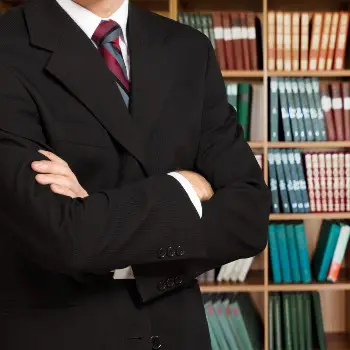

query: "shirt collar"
xmin=56 ymin=0 xmax=129 ymax=44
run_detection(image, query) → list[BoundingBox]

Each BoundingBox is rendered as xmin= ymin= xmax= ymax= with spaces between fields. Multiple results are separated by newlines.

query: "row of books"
xmin=305 ymin=152 xmax=350 ymax=213
xmin=178 ymin=12 xmax=261 ymax=71
xmin=226 ymin=83 xmax=264 ymax=141
xmin=270 ymin=77 xmax=328 ymax=142
xmin=203 ymin=293 xmax=263 ymax=350
xmin=216 ymin=257 xmax=255 ymax=284
xmin=269 ymin=292 xmax=326 ymax=350
xmin=268 ymin=149 xmax=310 ymax=213
xmin=268 ymin=11 xmax=349 ymax=71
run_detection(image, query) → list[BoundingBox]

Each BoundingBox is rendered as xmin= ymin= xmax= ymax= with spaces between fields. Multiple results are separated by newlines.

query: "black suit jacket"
xmin=0 ymin=1 xmax=271 ymax=349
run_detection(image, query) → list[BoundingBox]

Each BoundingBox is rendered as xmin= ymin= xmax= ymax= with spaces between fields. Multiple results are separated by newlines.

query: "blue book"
xmin=268 ymin=224 xmax=282 ymax=283
xmin=286 ymin=224 xmax=301 ymax=283
xmin=276 ymin=224 xmax=292 ymax=283
xmin=294 ymin=223 xmax=312 ymax=283
xmin=312 ymin=222 xmax=341 ymax=282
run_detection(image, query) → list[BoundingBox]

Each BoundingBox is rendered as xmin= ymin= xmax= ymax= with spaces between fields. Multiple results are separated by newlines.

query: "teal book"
xmin=297 ymin=78 xmax=314 ymax=141
xmin=276 ymin=224 xmax=292 ymax=283
xmin=226 ymin=83 xmax=238 ymax=112
xmin=278 ymin=78 xmax=293 ymax=141
xmin=312 ymin=222 xmax=341 ymax=282
xmin=305 ymin=78 xmax=322 ymax=141
xmin=237 ymin=83 xmax=252 ymax=140
xmin=294 ymin=223 xmax=312 ymax=283
xmin=291 ymin=78 xmax=307 ymax=141
xmin=281 ymin=150 xmax=298 ymax=213
xmin=269 ymin=224 xmax=282 ymax=283
xmin=206 ymin=315 xmax=220 ymax=350
xmin=286 ymin=224 xmax=301 ymax=282
xmin=270 ymin=77 xmax=279 ymax=141
xmin=268 ymin=151 xmax=281 ymax=213
xmin=287 ymin=149 xmax=304 ymax=212
xmin=285 ymin=78 xmax=301 ymax=141
xmin=274 ymin=150 xmax=291 ymax=213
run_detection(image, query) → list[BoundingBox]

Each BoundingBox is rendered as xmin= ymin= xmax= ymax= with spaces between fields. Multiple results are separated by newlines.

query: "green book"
xmin=285 ymin=78 xmax=301 ymax=141
xmin=297 ymin=79 xmax=314 ymax=141
xmin=304 ymin=293 xmax=313 ymax=350
xmin=287 ymin=149 xmax=304 ymax=212
xmin=193 ymin=13 xmax=204 ymax=33
xmin=199 ymin=13 xmax=211 ymax=39
xmin=281 ymin=149 xmax=298 ymax=213
xmin=268 ymin=151 xmax=281 ymax=213
xmin=206 ymin=314 xmax=221 ymax=350
xmin=188 ymin=13 xmax=198 ymax=30
xmin=294 ymin=149 xmax=310 ymax=212
xmin=268 ymin=295 xmax=274 ymax=350
xmin=273 ymin=293 xmax=283 ymax=350
xmin=311 ymin=292 xmax=326 ymax=350
xmin=282 ymin=293 xmax=293 ymax=350
xmin=289 ymin=293 xmax=299 ymax=350
xmin=205 ymin=14 xmax=216 ymax=50
xmin=237 ymin=84 xmax=252 ymax=141
xmin=226 ymin=83 xmax=238 ymax=112
xmin=311 ymin=78 xmax=327 ymax=141
xmin=291 ymin=78 xmax=307 ymax=141
xmin=178 ymin=13 xmax=185 ymax=24
xmin=270 ymin=77 xmax=279 ymax=141
xmin=278 ymin=78 xmax=293 ymax=141
xmin=305 ymin=78 xmax=322 ymax=141
xmin=274 ymin=150 xmax=291 ymax=213
xmin=296 ymin=293 xmax=306 ymax=350
xmin=181 ymin=13 xmax=191 ymax=26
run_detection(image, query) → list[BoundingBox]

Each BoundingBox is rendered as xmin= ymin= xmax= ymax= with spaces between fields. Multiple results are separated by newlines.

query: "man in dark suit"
xmin=0 ymin=0 xmax=270 ymax=349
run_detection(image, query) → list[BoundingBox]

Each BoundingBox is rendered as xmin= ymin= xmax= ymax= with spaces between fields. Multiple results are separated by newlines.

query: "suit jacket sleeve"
xmin=0 ymin=64 xmax=206 ymax=281
xmin=132 ymin=38 xmax=271 ymax=303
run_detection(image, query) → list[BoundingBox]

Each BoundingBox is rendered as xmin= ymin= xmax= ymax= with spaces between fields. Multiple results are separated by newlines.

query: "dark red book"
xmin=320 ymin=83 xmax=337 ymax=141
xmin=341 ymin=82 xmax=350 ymax=140
xmin=239 ymin=13 xmax=251 ymax=70
xmin=246 ymin=12 xmax=258 ymax=70
xmin=212 ymin=12 xmax=227 ymax=70
xmin=330 ymin=82 xmax=345 ymax=140
xmin=230 ymin=12 xmax=244 ymax=70
xmin=222 ymin=12 xmax=235 ymax=70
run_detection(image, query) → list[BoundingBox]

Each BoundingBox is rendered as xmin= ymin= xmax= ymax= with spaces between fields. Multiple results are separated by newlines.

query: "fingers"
xmin=38 ymin=150 xmax=68 ymax=166
xmin=35 ymin=173 xmax=74 ymax=189
xmin=50 ymin=184 xmax=77 ymax=198
xmin=31 ymin=160 xmax=74 ymax=178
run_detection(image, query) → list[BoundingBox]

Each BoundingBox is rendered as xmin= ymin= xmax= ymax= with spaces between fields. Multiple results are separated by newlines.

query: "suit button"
xmin=150 ymin=335 xmax=162 ymax=349
xmin=167 ymin=246 xmax=175 ymax=257
xmin=176 ymin=245 xmax=185 ymax=256
xmin=166 ymin=277 xmax=175 ymax=288
xmin=158 ymin=248 xmax=166 ymax=259
xmin=175 ymin=275 xmax=183 ymax=286
xmin=157 ymin=280 xmax=166 ymax=292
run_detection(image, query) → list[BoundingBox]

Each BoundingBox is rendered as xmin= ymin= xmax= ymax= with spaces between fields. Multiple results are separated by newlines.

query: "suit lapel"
xmin=25 ymin=0 xmax=147 ymax=170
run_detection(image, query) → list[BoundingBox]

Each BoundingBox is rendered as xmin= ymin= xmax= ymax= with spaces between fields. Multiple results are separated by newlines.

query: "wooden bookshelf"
xmin=270 ymin=213 xmax=350 ymax=220
xmin=268 ymin=141 xmax=350 ymax=148
xmin=222 ymin=70 xmax=264 ymax=78
xmin=268 ymin=70 xmax=350 ymax=77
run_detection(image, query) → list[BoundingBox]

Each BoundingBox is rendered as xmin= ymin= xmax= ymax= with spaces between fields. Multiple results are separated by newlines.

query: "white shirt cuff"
xmin=168 ymin=172 xmax=202 ymax=218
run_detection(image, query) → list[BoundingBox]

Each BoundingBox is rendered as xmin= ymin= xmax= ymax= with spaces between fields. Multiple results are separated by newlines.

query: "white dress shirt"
xmin=56 ymin=0 xmax=202 ymax=279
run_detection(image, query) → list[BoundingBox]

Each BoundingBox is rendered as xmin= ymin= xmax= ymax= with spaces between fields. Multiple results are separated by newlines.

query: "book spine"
xmin=297 ymin=79 xmax=314 ymax=141
xmin=238 ymin=256 xmax=254 ymax=282
xmin=281 ymin=149 xmax=298 ymax=212
xmin=222 ymin=12 xmax=235 ymax=70
xmin=327 ymin=224 xmax=350 ymax=282
xmin=268 ymin=150 xmax=281 ymax=213
xmin=292 ymin=12 xmax=300 ymax=71
xmin=286 ymin=224 xmax=302 ymax=282
xmin=317 ymin=13 xmax=332 ymax=70
xmin=240 ymin=13 xmax=251 ymax=70
xmin=305 ymin=78 xmax=322 ymax=141
xmin=334 ymin=12 xmax=349 ymax=70
xmin=295 ymin=150 xmax=310 ymax=212
xmin=268 ymin=12 xmax=276 ymax=71
xmin=231 ymin=13 xmax=244 ymax=70
xmin=212 ymin=12 xmax=227 ymax=70
xmin=275 ymin=150 xmax=291 ymax=213
xmin=312 ymin=153 xmax=322 ymax=212
xmin=247 ymin=12 xmax=258 ymax=70
xmin=309 ymin=13 xmax=323 ymax=70
xmin=278 ymin=78 xmax=293 ymax=141
xmin=339 ymin=153 xmax=346 ymax=212
xmin=311 ymin=78 xmax=327 ymax=141
xmin=282 ymin=293 xmax=293 ymax=349
xmin=305 ymin=153 xmax=316 ymax=212
xmin=347 ymin=154 xmax=350 ymax=212
xmin=318 ymin=153 xmax=328 ymax=212
xmin=276 ymin=11 xmax=284 ymax=71
xmin=206 ymin=15 xmax=217 ymax=51
xmin=342 ymin=82 xmax=350 ymax=140
xmin=326 ymin=13 xmax=340 ymax=70
xmin=332 ymin=153 xmax=340 ymax=212
xmin=200 ymin=14 xmax=212 ymax=42
xmin=291 ymin=78 xmax=307 ymax=141
xmin=300 ymin=13 xmax=310 ymax=71
xmin=288 ymin=149 xmax=304 ymax=212
xmin=276 ymin=224 xmax=292 ymax=282
xmin=283 ymin=12 xmax=292 ymax=71
xmin=320 ymin=83 xmax=337 ymax=141
xmin=331 ymin=82 xmax=345 ymax=140
xmin=325 ymin=153 xmax=334 ymax=212
xmin=269 ymin=225 xmax=282 ymax=283
xmin=294 ymin=224 xmax=312 ymax=283
xmin=270 ymin=77 xmax=279 ymax=141
xmin=285 ymin=79 xmax=300 ymax=141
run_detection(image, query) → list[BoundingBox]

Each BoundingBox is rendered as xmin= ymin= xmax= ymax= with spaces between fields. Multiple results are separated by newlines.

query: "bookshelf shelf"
xmin=268 ymin=70 xmax=350 ymax=77
xmin=200 ymin=284 xmax=266 ymax=292
xmin=222 ymin=70 xmax=264 ymax=78
xmin=248 ymin=141 xmax=265 ymax=148
xmin=270 ymin=213 xmax=350 ymax=220
xmin=268 ymin=141 xmax=350 ymax=149
xmin=268 ymin=283 xmax=350 ymax=292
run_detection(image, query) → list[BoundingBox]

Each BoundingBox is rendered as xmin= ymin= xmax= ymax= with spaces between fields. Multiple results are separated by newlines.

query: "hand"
xmin=177 ymin=170 xmax=214 ymax=202
xmin=31 ymin=150 xmax=89 ymax=199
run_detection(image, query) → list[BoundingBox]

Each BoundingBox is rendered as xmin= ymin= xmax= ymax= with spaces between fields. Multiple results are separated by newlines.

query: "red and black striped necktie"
xmin=92 ymin=20 xmax=130 ymax=107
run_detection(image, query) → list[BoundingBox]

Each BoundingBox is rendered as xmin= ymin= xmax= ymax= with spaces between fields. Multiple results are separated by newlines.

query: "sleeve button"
xmin=157 ymin=248 xmax=166 ymax=259
xmin=150 ymin=335 xmax=162 ymax=349
xmin=166 ymin=277 xmax=175 ymax=288
xmin=176 ymin=245 xmax=185 ymax=256
xmin=167 ymin=246 xmax=176 ymax=257
xmin=175 ymin=275 xmax=183 ymax=286
xmin=157 ymin=281 xmax=166 ymax=292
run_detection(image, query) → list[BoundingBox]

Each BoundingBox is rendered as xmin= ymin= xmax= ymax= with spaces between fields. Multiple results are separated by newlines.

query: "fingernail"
xmin=33 ymin=162 xmax=46 ymax=169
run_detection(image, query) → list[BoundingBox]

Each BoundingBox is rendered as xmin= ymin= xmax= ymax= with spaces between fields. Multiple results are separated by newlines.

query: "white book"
xmin=230 ymin=259 xmax=245 ymax=282
xmin=238 ymin=257 xmax=254 ymax=282
xmin=217 ymin=263 xmax=229 ymax=282
xmin=223 ymin=261 xmax=237 ymax=282
xmin=327 ymin=225 xmax=350 ymax=282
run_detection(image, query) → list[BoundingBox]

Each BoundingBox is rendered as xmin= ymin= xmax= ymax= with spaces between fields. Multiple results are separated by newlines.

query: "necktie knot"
xmin=92 ymin=20 xmax=122 ymax=47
